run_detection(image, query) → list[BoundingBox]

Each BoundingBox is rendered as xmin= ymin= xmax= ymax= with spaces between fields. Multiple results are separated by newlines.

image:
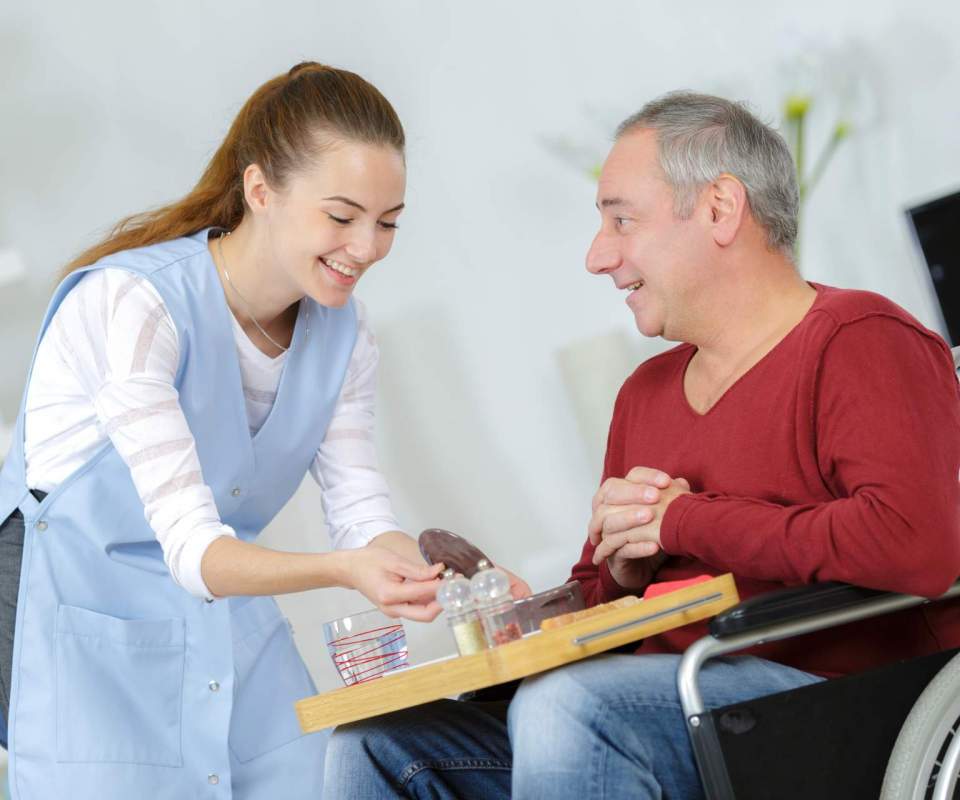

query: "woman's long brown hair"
xmin=62 ymin=62 xmax=405 ymax=277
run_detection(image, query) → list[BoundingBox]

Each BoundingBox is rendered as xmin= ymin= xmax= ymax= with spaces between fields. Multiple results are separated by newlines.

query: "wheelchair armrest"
xmin=708 ymin=582 xmax=888 ymax=638
xmin=679 ymin=578 xmax=960 ymax=734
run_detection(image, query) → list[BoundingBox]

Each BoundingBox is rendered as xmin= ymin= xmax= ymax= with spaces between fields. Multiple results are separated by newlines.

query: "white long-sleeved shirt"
xmin=23 ymin=268 xmax=400 ymax=598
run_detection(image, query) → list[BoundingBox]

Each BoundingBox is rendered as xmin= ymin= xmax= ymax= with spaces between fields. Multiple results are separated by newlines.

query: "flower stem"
xmin=795 ymin=113 xmax=806 ymax=193
xmin=801 ymin=123 xmax=850 ymax=201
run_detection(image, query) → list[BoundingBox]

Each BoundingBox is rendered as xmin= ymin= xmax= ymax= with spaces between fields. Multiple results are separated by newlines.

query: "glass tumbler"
xmin=323 ymin=608 xmax=409 ymax=686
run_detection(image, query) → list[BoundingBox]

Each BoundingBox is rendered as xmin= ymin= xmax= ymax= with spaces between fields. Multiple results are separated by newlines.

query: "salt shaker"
xmin=470 ymin=559 xmax=523 ymax=647
xmin=437 ymin=568 xmax=487 ymax=656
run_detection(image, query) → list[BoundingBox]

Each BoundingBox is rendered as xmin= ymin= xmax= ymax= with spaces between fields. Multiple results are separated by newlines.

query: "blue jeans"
xmin=322 ymin=653 xmax=822 ymax=799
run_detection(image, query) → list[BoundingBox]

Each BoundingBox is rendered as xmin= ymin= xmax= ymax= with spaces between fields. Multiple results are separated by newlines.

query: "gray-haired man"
xmin=320 ymin=93 xmax=960 ymax=800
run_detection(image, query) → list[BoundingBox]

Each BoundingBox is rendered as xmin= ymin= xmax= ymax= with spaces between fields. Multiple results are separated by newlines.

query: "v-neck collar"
xmin=228 ymin=311 xmax=288 ymax=372
xmin=679 ymin=283 xmax=823 ymax=418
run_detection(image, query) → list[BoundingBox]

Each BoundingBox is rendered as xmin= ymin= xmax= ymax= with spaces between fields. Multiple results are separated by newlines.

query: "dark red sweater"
xmin=570 ymin=284 xmax=960 ymax=678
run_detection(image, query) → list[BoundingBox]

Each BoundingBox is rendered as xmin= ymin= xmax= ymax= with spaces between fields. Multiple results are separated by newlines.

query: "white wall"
xmin=1 ymin=0 xmax=958 ymax=691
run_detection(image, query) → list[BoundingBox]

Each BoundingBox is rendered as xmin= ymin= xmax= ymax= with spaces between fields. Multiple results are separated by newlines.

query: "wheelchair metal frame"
xmin=677 ymin=579 xmax=960 ymax=799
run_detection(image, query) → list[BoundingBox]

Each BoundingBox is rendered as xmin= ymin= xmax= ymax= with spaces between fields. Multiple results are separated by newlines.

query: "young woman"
xmin=0 ymin=62 xmax=525 ymax=799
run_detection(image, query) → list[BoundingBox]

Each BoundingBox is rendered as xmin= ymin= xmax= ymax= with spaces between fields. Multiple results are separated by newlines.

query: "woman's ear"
xmin=708 ymin=173 xmax=748 ymax=248
xmin=242 ymin=163 xmax=272 ymax=216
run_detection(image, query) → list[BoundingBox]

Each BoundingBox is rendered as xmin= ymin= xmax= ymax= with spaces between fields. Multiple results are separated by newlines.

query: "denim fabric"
xmin=324 ymin=700 xmax=512 ymax=799
xmin=323 ymin=653 xmax=822 ymax=800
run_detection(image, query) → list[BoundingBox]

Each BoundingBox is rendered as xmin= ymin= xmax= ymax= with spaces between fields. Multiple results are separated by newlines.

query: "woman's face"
xmin=261 ymin=140 xmax=406 ymax=308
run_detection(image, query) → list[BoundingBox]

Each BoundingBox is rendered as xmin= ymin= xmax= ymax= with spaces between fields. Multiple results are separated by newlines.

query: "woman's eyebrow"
xmin=323 ymin=195 xmax=405 ymax=214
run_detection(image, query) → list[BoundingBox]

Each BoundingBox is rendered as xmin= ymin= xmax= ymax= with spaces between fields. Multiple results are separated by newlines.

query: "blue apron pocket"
xmin=228 ymin=600 xmax=316 ymax=763
xmin=55 ymin=604 xmax=185 ymax=766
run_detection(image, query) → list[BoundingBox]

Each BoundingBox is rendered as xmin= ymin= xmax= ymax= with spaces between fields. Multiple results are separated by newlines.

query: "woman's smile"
xmin=320 ymin=255 xmax=361 ymax=286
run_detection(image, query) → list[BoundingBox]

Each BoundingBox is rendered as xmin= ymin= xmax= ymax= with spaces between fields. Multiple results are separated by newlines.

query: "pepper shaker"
xmin=470 ymin=559 xmax=523 ymax=647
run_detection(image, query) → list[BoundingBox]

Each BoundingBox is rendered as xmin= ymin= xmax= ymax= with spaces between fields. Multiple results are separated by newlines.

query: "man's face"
xmin=586 ymin=128 xmax=711 ymax=340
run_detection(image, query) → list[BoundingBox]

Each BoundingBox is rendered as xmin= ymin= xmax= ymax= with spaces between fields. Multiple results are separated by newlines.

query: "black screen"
xmin=908 ymin=190 xmax=960 ymax=346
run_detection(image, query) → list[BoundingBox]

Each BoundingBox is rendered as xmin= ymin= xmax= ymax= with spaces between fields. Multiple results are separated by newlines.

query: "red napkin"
xmin=642 ymin=575 xmax=714 ymax=600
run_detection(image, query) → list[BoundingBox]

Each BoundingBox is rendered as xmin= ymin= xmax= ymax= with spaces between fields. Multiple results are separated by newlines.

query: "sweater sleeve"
xmin=659 ymin=315 xmax=960 ymax=598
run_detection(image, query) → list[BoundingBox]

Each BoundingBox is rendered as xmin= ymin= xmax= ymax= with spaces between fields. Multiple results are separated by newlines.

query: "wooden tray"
xmin=296 ymin=573 xmax=738 ymax=732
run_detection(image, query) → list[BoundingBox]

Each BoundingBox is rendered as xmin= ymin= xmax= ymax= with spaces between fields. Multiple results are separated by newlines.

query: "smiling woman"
xmin=0 ymin=62 xmax=456 ymax=800
xmin=211 ymin=138 xmax=406 ymax=355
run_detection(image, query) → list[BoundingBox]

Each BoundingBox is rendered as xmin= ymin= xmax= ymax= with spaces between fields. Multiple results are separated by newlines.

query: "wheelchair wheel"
xmin=881 ymin=651 xmax=960 ymax=799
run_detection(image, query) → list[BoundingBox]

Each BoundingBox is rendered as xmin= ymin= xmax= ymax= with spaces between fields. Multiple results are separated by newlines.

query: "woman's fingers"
xmin=381 ymin=576 xmax=443 ymax=606
xmin=382 ymin=600 xmax=442 ymax=623
xmin=500 ymin=567 xmax=532 ymax=599
xmin=390 ymin=559 xmax=446 ymax=582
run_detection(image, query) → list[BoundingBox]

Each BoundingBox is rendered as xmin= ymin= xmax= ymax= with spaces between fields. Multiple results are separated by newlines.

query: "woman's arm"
xmin=369 ymin=529 xmax=425 ymax=562
xmin=31 ymin=270 xmax=238 ymax=599
xmin=201 ymin=535 xmax=444 ymax=620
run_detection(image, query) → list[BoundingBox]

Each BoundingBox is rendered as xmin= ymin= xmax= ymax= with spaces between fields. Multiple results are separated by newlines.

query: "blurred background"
xmin=1 ymin=0 xmax=958 ymax=699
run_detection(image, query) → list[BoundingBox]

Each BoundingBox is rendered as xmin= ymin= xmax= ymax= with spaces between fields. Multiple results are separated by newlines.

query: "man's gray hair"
xmin=617 ymin=92 xmax=799 ymax=255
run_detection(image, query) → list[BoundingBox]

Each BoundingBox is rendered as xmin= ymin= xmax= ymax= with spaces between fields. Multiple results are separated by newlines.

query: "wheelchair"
xmin=680 ymin=346 xmax=960 ymax=799
xmin=680 ymin=579 xmax=960 ymax=799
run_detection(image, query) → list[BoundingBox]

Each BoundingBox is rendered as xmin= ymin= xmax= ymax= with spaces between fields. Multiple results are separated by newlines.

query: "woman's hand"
xmin=499 ymin=565 xmax=533 ymax=599
xmin=368 ymin=530 xmax=532 ymax=601
xmin=341 ymin=545 xmax=445 ymax=622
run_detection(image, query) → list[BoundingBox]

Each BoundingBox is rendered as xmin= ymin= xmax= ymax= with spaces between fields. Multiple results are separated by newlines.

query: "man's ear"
xmin=707 ymin=173 xmax=748 ymax=248
xmin=242 ymin=163 xmax=272 ymax=216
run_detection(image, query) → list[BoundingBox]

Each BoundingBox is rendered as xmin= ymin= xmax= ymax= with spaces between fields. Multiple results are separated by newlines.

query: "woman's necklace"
xmin=217 ymin=230 xmax=289 ymax=353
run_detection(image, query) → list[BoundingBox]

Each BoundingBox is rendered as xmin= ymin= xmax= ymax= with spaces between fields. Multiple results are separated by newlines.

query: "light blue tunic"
xmin=0 ymin=229 xmax=357 ymax=798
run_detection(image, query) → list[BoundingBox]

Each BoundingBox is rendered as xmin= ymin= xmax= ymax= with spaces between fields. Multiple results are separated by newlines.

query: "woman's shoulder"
xmin=91 ymin=229 xmax=211 ymax=276
xmin=57 ymin=267 xmax=165 ymax=317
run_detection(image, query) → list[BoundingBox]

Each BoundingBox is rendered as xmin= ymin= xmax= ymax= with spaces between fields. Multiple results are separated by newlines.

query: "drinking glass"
xmin=323 ymin=608 xmax=409 ymax=687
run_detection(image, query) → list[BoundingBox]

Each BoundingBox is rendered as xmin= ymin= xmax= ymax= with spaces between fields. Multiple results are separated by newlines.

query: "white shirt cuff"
xmin=333 ymin=519 xmax=402 ymax=551
xmin=174 ymin=524 xmax=237 ymax=600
